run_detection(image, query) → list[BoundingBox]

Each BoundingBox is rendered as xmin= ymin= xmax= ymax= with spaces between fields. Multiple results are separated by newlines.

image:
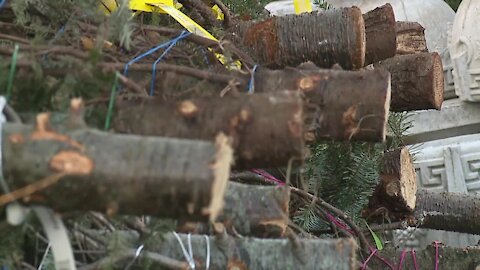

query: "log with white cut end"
xmin=254 ymin=65 xmax=391 ymax=142
xmin=178 ymin=182 xmax=290 ymax=238
xmin=113 ymin=91 xmax=305 ymax=169
xmin=373 ymin=52 xmax=444 ymax=111
xmin=1 ymin=100 xmax=233 ymax=221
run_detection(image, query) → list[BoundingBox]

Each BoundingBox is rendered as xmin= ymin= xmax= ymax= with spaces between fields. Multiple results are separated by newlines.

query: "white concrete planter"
xmin=393 ymin=134 xmax=480 ymax=249
xmin=449 ymin=0 xmax=480 ymax=102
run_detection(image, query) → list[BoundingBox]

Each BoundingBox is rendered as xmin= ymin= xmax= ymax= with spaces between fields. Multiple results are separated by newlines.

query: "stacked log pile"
xmin=1 ymin=1 xmax=474 ymax=269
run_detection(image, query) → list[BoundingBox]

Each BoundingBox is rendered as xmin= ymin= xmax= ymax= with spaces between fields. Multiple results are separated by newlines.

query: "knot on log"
xmin=50 ymin=150 xmax=94 ymax=175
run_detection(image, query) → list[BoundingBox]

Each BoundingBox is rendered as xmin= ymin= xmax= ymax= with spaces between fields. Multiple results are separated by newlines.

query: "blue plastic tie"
xmin=248 ymin=64 xmax=258 ymax=94
xmin=0 ymin=0 xmax=6 ymax=10
xmin=150 ymin=31 xmax=191 ymax=96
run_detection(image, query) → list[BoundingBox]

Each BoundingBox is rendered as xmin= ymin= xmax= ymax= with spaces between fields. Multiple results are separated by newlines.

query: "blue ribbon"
xmin=248 ymin=64 xmax=258 ymax=94
xmin=149 ymin=31 xmax=191 ymax=96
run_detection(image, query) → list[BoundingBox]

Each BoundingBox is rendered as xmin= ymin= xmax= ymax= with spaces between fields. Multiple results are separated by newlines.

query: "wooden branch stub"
xmin=374 ymin=52 xmax=444 ymax=111
xmin=113 ymin=91 xmax=305 ymax=169
xmin=363 ymin=3 xmax=397 ymax=65
xmin=3 ymin=121 xmax=233 ymax=221
xmin=396 ymin=21 xmax=428 ymax=55
xmin=231 ymin=7 xmax=366 ymax=69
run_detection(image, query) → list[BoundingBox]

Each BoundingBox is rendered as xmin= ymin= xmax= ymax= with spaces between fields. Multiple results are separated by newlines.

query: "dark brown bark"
xmin=373 ymin=52 xmax=444 ymax=111
xmin=178 ymin=182 xmax=290 ymax=238
xmin=396 ymin=21 xmax=428 ymax=55
xmin=229 ymin=7 xmax=366 ymax=69
xmin=254 ymin=65 xmax=391 ymax=142
xmin=112 ymin=91 xmax=305 ymax=169
xmin=364 ymin=147 xmax=417 ymax=221
xmin=371 ymin=244 xmax=480 ymax=270
xmin=363 ymin=4 xmax=397 ymax=65
xmin=414 ymin=190 xmax=480 ymax=235
xmin=2 ymin=102 xmax=233 ymax=221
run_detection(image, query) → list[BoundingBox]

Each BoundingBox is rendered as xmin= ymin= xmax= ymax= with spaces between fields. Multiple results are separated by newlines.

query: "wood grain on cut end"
xmin=207 ymin=133 xmax=234 ymax=222
xmin=431 ymin=52 xmax=445 ymax=109
xmin=399 ymin=147 xmax=416 ymax=211
xmin=373 ymin=52 xmax=445 ymax=112
xmin=349 ymin=6 xmax=366 ymax=69
xmin=382 ymin=74 xmax=392 ymax=142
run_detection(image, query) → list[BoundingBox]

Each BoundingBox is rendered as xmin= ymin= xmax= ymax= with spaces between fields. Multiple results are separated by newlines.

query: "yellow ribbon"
xmin=293 ymin=0 xmax=312 ymax=14
xmin=100 ymin=0 xmax=240 ymax=69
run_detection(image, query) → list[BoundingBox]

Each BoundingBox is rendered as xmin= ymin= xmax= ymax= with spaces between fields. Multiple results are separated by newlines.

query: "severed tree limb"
xmin=3 ymin=100 xmax=233 ymax=221
xmin=396 ymin=21 xmax=428 ymax=55
xmin=229 ymin=7 xmax=366 ymax=69
xmin=373 ymin=52 xmax=444 ymax=111
xmin=147 ymin=232 xmax=357 ymax=270
xmin=112 ymin=91 xmax=305 ymax=169
xmin=363 ymin=147 xmax=417 ymax=221
xmin=363 ymin=4 xmax=397 ymax=65
xmin=218 ymin=182 xmax=290 ymax=237
xmin=371 ymin=244 xmax=480 ymax=270
xmin=413 ymin=190 xmax=480 ymax=235
xmin=253 ymin=64 xmax=391 ymax=142
xmin=178 ymin=182 xmax=290 ymax=238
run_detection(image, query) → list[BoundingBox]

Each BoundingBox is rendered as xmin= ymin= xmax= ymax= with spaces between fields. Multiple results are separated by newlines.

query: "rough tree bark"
xmin=229 ymin=7 xmax=366 ymax=69
xmin=113 ymin=91 xmax=304 ymax=169
xmin=373 ymin=52 xmax=444 ymax=111
xmin=144 ymin=233 xmax=357 ymax=270
xmin=178 ymin=182 xmax=290 ymax=238
xmin=363 ymin=147 xmax=417 ymax=220
xmin=371 ymin=244 xmax=480 ymax=269
xmin=363 ymin=4 xmax=397 ymax=65
xmin=253 ymin=64 xmax=391 ymax=142
xmin=218 ymin=182 xmax=289 ymax=237
xmin=1 ymin=100 xmax=233 ymax=221
xmin=396 ymin=21 xmax=428 ymax=55
xmin=414 ymin=190 xmax=480 ymax=235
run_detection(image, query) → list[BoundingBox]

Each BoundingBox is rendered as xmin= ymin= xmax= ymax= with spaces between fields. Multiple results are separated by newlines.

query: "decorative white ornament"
xmin=449 ymin=0 xmax=480 ymax=102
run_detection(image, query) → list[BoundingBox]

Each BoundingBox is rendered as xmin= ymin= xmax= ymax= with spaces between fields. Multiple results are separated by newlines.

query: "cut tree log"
xmin=218 ymin=182 xmax=290 ymax=237
xmin=371 ymin=244 xmax=480 ymax=269
xmin=178 ymin=182 xmax=290 ymax=238
xmin=396 ymin=21 xmax=428 ymax=55
xmin=113 ymin=91 xmax=304 ymax=169
xmin=253 ymin=64 xmax=391 ymax=142
xmin=140 ymin=232 xmax=357 ymax=270
xmin=1 ymin=100 xmax=233 ymax=221
xmin=363 ymin=147 xmax=417 ymax=221
xmin=363 ymin=3 xmax=397 ymax=65
xmin=373 ymin=52 xmax=444 ymax=111
xmin=229 ymin=7 xmax=366 ymax=69
xmin=414 ymin=190 xmax=480 ymax=235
